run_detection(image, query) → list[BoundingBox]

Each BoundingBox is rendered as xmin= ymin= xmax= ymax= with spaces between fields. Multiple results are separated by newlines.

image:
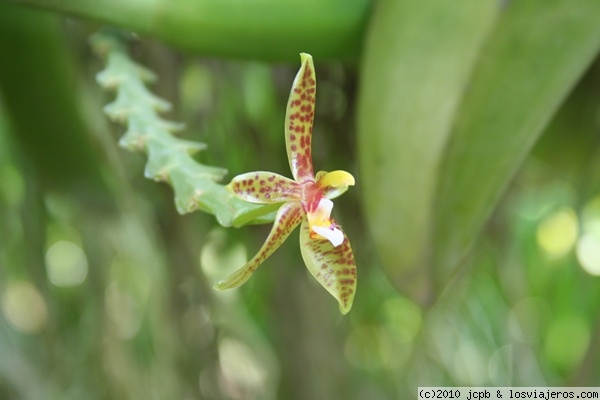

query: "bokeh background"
xmin=0 ymin=1 xmax=599 ymax=399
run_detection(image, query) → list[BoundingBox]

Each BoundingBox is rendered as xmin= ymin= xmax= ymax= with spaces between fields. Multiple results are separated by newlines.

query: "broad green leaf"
xmin=433 ymin=1 xmax=600 ymax=285
xmin=360 ymin=0 xmax=600 ymax=303
xmin=357 ymin=0 xmax=497 ymax=302
xmin=532 ymin=59 xmax=600 ymax=191
xmin=5 ymin=0 xmax=371 ymax=62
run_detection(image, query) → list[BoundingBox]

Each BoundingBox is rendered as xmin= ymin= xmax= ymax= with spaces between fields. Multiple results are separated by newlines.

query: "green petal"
xmin=227 ymin=171 xmax=302 ymax=204
xmin=284 ymin=53 xmax=316 ymax=183
xmin=214 ymin=201 xmax=303 ymax=290
xmin=299 ymin=218 xmax=357 ymax=314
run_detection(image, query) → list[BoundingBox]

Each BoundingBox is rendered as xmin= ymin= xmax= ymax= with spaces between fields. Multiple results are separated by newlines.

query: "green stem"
xmin=2 ymin=0 xmax=371 ymax=62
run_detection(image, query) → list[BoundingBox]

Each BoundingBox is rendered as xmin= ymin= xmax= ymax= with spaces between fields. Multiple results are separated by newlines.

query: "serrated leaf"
xmin=92 ymin=30 xmax=277 ymax=227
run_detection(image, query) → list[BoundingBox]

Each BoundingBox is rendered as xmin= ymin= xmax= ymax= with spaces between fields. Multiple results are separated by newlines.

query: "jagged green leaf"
xmin=91 ymin=30 xmax=274 ymax=227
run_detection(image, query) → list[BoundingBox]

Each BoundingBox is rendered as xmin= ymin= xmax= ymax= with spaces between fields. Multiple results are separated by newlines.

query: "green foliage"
xmin=91 ymin=30 xmax=277 ymax=227
xmin=0 ymin=1 xmax=599 ymax=399
xmin=0 ymin=3 xmax=106 ymax=193
xmin=357 ymin=0 xmax=497 ymax=301
xmin=433 ymin=1 xmax=600 ymax=284
xmin=358 ymin=0 xmax=600 ymax=300
xmin=3 ymin=0 xmax=370 ymax=61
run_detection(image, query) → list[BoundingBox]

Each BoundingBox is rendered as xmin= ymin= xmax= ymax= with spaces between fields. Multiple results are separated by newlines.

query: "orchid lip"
xmin=307 ymin=198 xmax=334 ymax=225
xmin=311 ymin=225 xmax=344 ymax=247
xmin=306 ymin=198 xmax=345 ymax=247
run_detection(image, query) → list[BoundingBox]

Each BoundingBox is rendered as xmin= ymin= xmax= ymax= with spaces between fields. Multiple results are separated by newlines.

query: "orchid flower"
xmin=215 ymin=53 xmax=357 ymax=314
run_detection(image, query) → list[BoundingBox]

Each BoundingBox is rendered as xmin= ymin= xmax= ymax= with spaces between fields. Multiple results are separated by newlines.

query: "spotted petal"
xmin=227 ymin=171 xmax=302 ymax=204
xmin=285 ymin=53 xmax=316 ymax=183
xmin=299 ymin=218 xmax=357 ymax=314
xmin=215 ymin=201 xmax=304 ymax=290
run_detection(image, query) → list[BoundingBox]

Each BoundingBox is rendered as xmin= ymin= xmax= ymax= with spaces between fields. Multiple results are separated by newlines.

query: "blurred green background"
xmin=0 ymin=1 xmax=599 ymax=399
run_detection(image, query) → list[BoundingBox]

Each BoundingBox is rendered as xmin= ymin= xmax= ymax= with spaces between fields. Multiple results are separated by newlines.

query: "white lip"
xmin=311 ymin=225 xmax=344 ymax=247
